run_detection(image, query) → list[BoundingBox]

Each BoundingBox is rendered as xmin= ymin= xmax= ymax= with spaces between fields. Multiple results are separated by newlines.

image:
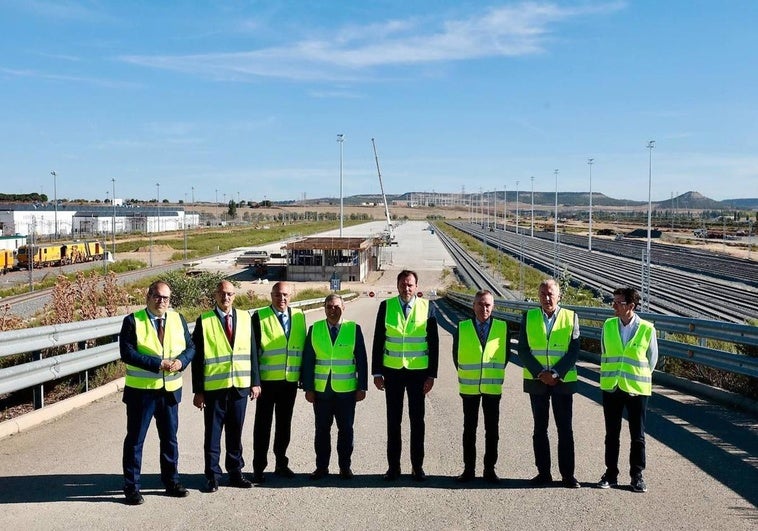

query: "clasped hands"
xmin=538 ymin=370 xmax=559 ymax=386
xmin=160 ymin=359 xmax=182 ymax=373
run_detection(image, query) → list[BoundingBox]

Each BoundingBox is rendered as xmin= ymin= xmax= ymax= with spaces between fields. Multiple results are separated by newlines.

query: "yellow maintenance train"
xmin=1 ymin=249 xmax=14 ymax=273
xmin=16 ymin=240 xmax=105 ymax=268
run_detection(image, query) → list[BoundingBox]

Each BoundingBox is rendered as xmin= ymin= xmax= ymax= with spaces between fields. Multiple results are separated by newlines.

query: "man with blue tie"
xmin=119 ymin=280 xmax=195 ymax=505
xmin=452 ymin=290 xmax=509 ymax=483
xmin=301 ymin=294 xmax=368 ymax=480
xmin=252 ymin=281 xmax=306 ymax=482
xmin=372 ymin=270 xmax=439 ymax=481
xmin=192 ymin=280 xmax=261 ymax=492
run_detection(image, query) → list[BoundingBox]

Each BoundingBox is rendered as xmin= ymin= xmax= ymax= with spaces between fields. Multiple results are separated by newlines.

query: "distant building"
xmin=0 ymin=203 xmax=199 ymax=237
xmin=283 ymin=236 xmax=375 ymax=283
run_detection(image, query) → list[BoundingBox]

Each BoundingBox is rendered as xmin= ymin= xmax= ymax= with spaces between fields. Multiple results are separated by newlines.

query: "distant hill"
xmin=298 ymin=190 xmax=755 ymax=210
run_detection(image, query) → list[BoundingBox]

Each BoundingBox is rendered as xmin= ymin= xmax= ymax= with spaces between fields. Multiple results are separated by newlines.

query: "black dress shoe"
xmin=339 ymin=468 xmax=354 ymax=480
xmin=561 ymin=476 xmax=581 ymax=488
xmin=204 ymin=479 xmax=219 ymax=493
xmin=229 ymin=475 xmax=253 ymax=488
xmin=124 ymin=490 xmax=144 ymax=505
xmin=411 ymin=468 xmax=426 ymax=481
xmin=383 ymin=468 xmax=401 ymax=481
xmin=274 ymin=466 xmax=295 ymax=478
xmin=252 ymin=471 xmax=265 ymax=484
xmin=455 ymin=470 xmax=475 ymax=483
xmin=309 ymin=468 xmax=329 ymax=480
xmin=483 ymin=469 xmax=500 ymax=484
xmin=530 ymin=473 xmax=553 ymax=486
xmin=165 ymin=483 xmax=189 ymax=498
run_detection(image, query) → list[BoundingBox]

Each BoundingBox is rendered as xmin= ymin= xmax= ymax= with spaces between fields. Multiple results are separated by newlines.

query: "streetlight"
xmin=503 ymin=185 xmax=507 ymax=232
xmin=553 ymin=169 xmax=559 ymax=277
xmin=530 ymin=176 xmax=535 ymax=237
xmin=156 ymin=183 xmax=160 ymax=233
xmin=111 ymin=178 xmax=116 ymax=256
xmin=588 ymin=158 xmax=594 ymax=251
xmin=215 ymin=188 xmax=219 ymax=226
xmin=337 ymin=133 xmax=344 ymax=237
xmin=515 ymin=180 xmax=520 ymax=235
xmin=643 ymin=140 xmax=655 ymax=311
xmin=50 ymin=171 xmax=58 ymax=240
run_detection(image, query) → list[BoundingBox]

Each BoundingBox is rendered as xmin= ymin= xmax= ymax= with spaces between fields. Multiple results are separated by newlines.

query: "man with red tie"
xmin=192 ymin=280 xmax=261 ymax=493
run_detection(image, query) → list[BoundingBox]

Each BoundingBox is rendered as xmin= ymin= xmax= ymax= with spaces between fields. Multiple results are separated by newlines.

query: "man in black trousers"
xmin=372 ymin=270 xmax=439 ymax=481
xmin=192 ymin=280 xmax=261 ymax=492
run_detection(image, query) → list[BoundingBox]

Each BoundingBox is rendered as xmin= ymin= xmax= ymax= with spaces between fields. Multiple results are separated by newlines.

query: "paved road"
xmin=0 ymin=222 xmax=756 ymax=530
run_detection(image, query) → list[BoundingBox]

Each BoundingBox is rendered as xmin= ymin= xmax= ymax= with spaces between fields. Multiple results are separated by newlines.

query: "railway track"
xmin=446 ymin=221 xmax=755 ymax=324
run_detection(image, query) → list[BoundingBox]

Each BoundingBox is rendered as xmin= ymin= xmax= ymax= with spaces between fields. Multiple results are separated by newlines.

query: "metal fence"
xmin=445 ymin=291 xmax=758 ymax=378
xmin=0 ymin=294 xmax=355 ymax=409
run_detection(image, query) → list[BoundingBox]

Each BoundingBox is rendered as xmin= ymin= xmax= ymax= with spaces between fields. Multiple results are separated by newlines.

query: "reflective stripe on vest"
xmin=522 ymin=307 xmax=577 ymax=382
xmin=457 ymin=319 xmax=507 ymax=395
xmin=257 ymin=306 xmax=306 ymax=382
xmin=201 ymin=309 xmax=252 ymax=391
xmin=383 ymin=297 xmax=429 ymax=370
xmin=125 ymin=309 xmax=186 ymax=391
xmin=601 ymin=317 xmax=654 ymax=395
xmin=312 ymin=320 xmax=358 ymax=393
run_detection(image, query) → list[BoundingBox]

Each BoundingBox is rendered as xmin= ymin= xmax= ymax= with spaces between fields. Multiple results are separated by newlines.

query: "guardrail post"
xmin=78 ymin=340 xmax=89 ymax=393
xmin=32 ymin=350 xmax=44 ymax=410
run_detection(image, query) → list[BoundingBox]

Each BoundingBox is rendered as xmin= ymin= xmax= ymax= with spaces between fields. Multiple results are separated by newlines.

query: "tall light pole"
xmin=337 ymin=133 xmax=344 ymax=237
xmin=553 ymin=169 xmax=559 ymax=277
xmin=215 ymin=188 xmax=219 ymax=226
xmin=588 ymin=158 xmax=594 ymax=251
xmin=530 ymin=175 xmax=535 ymax=237
xmin=503 ymin=185 xmax=507 ymax=232
xmin=642 ymin=140 xmax=655 ymax=310
xmin=50 ymin=171 xmax=58 ymax=240
xmin=111 ymin=178 xmax=116 ymax=256
xmin=156 ymin=183 xmax=160 ymax=233
xmin=515 ymin=180 xmax=520 ymax=235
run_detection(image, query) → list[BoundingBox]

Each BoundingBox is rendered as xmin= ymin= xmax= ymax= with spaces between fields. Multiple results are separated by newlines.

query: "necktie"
xmin=278 ymin=312 xmax=288 ymax=336
xmin=477 ymin=322 xmax=487 ymax=345
xmin=225 ymin=314 xmax=233 ymax=344
xmin=157 ymin=318 xmax=165 ymax=345
xmin=403 ymin=303 xmax=410 ymax=318
xmin=330 ymin=325 xmax=338 ymax=344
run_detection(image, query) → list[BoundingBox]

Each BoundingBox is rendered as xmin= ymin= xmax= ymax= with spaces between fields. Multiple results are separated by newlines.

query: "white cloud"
xmin=119 ymin=2 xmax=624 ymax=82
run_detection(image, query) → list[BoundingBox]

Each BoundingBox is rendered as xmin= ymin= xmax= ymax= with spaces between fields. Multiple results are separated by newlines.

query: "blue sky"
xmin=1 ymin=1 xmax=757 ymax=203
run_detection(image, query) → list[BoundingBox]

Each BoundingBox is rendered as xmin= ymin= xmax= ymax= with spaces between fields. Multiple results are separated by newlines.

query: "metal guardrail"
xmin=0 ymin=294 xmax=355 ymax=405
xmin=445 ymin=292 xmax=758 ymax=378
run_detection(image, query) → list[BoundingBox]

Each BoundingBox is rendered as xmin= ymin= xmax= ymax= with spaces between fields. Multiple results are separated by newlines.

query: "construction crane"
xmin=371 ymin=137 xmax=396 ymax=245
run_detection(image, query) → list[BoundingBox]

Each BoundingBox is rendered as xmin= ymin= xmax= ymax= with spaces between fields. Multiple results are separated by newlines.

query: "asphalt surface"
xmin=0 ymin=221 xmax=756 ymax=530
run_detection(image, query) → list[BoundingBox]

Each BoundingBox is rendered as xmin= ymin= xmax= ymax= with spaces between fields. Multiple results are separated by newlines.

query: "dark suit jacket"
xmin=119 ymin=310 xmax=195 ymax=403
xmin=300 ymin=321 xmax=369 ymax=393
xmin=517 ymin=308 xmax=580 ymax=395
xmin=191 ymin=308 xmax=261 ymax=396
xmin=371 ymin=298 xmax=439 ymax=378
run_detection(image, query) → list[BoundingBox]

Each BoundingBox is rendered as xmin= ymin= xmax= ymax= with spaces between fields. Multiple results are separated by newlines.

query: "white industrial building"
xmin=0 ymin=204 xmax=199 ymax=237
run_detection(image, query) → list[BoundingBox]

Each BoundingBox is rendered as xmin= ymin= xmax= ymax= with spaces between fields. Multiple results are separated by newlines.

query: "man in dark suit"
xmin=192 ymin=280 xmax=261 ymax=492
xmin=301 ymin=294 xmax=368 ymax=480
xmin=452 ymin=290 xmax=509 ymax=483
xmin=518 ymin=278 xmax=581 ymax=488
xmin=120 ymin=280 xmax=195 ymax=505
xmin=251 ymin=281 xmax=307 ymax=482
xmin=372 ymin=269 xmax=439 ymax=481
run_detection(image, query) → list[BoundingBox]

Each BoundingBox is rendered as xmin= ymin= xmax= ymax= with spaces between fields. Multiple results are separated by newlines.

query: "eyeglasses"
xmin=611 ymin=300 xmax=629 ymax=307
xmin=152 ymin=295 xmax=170 ymax=302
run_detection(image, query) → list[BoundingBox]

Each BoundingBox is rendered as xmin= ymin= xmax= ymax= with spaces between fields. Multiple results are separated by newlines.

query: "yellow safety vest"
xmin=383 ymin=297 xmax=429 ymax=370
xmin=257 ymin=306 xmax=306 ymax=382
xmin=311 ymin=320 xmax=358 ymax=393
xmin=200 ymin=309 xmax=252 ymax=391
xmin=125 ymin=309 xmax=186 ymax=391
xmin=601 ymin=318 xmax=654 ymax=396
xmin=522 ymin=307 xmax=577 ymax=382
xmin=457 ymin=319 xmax=507 ymax=395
